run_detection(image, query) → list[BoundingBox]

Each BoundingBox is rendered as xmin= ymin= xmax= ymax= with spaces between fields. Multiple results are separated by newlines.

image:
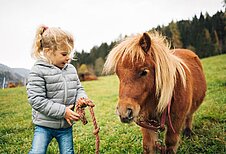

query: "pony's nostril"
xmin=127 ymin=108 xmax=133 ymax=120
xmin=119 ymin=108 xmax=134 ymax=123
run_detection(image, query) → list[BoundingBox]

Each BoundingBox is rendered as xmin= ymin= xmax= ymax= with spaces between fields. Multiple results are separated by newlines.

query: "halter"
xmin=135 ymin=99 xmax=175 ymax=133
xmin=135 ymin=99 xmax=175 ymax=153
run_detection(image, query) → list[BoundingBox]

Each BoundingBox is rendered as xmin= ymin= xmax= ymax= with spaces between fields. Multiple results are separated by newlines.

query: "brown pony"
xmin=103 ymin=31 xmax=207 ymax=153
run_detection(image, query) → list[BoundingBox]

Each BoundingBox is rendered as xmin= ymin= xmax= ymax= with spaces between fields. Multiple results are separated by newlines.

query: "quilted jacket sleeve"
xmin=26 ymin=66 xmax=66 ymax=119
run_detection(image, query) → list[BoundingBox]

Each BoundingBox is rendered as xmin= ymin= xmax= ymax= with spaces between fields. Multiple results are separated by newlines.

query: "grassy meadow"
xmin=0 ymin=54 xmax=225 ymax=154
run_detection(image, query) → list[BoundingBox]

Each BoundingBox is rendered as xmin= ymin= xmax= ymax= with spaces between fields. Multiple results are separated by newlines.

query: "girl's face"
xmin=50 ymin=50 xmax=71 ymax=69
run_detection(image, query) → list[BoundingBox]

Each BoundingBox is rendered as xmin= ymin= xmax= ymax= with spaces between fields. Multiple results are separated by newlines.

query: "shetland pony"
xmin=103 ymin=32 xmax=206 ymax=153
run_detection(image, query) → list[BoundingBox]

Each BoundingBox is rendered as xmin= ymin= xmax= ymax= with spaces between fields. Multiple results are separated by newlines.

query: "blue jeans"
xmin=29 ymin=125 xmax=74 ymax=154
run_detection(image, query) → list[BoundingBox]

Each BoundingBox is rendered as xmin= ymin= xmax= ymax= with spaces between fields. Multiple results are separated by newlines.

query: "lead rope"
xmin=89 ymin=106 xmax=100 ymax=154
xmin=75 ymin=98 xmax=100 ymax=154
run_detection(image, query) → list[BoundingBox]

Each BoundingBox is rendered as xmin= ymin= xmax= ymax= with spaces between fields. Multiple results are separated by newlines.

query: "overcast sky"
xmin=0 ymin=0 xmax=224 ymax=69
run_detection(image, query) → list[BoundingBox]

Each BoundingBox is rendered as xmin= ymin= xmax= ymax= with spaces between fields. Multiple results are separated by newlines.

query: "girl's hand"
xmin=64 ymin=105 xmax=80 ymax=126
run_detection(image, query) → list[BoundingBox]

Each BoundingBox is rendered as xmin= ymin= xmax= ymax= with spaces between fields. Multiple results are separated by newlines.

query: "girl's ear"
xmin=43 ymin=48 xmax=50 ymax=53
xmin=44 ymin=48 xmax=54 ymax=55
xmin=44 ymin=48 xmax=54 ymax=58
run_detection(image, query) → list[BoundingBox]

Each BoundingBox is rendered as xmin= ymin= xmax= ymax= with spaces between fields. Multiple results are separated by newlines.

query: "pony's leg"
xmin=183 ymin=114 xmax=194 ymax=137
xmin=165 ymin=116 xmax=186 ymax=153
xmin=165 ymin=130 xmax=180 ymax=154
xmin=141 ymin=128 xmax=158 ymax=154
xmin=183 ymin=98 xmax=204 ymax=137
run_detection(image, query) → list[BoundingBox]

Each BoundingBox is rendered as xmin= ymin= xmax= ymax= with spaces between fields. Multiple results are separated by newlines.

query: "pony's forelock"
xmin=103 ymin=34 xmax=146 ymax=74
xmin=103 ymin=31 xmax=188 ymax=113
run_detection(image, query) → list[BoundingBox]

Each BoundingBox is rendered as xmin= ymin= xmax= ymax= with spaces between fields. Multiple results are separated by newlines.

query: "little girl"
xmin=26 ymin=25 xmax=89 ymax=154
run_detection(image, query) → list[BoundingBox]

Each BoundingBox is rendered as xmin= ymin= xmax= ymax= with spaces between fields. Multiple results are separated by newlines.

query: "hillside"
xmin=0 ymin=54 xmax=225 ymax=153
xmin=12 ymin=68 xmax=30 ymax=78
xmin=0 ymin=63 xmax=30 ymax=88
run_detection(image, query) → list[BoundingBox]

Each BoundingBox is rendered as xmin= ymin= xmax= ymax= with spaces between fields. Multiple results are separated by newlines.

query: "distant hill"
xmin=12 ymin=68 xmax=30 ymax=78
xmin=0 ymin=63 xmax=30 ymax=88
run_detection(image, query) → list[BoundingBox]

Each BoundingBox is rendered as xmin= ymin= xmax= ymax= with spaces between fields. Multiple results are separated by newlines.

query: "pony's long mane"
xmin=103 ymin=31 xmax=188 ymax=113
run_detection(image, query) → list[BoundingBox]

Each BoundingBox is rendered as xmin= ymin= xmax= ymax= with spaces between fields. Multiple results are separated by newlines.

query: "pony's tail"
xmin=32 ymin=25 xmax=48 ymax=59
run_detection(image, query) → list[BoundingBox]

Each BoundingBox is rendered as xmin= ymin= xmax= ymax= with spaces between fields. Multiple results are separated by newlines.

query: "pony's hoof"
xmin=183 ymin=128 xmax=194 ymax=138
xmin=167 ymin=149 xmax=176 ymax=154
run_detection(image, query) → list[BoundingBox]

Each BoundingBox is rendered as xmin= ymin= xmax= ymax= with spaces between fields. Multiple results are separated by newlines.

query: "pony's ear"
xmin=139 ymin=32 xmax=151 ymax=53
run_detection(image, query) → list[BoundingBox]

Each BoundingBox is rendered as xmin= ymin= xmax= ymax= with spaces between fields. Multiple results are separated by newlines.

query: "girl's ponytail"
xmin=32 ymin=25 xmax=48 ymax=59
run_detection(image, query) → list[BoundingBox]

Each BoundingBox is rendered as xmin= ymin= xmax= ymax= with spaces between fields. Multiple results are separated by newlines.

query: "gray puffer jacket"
xmin=26 ymin=59 xmax=87 ymax=129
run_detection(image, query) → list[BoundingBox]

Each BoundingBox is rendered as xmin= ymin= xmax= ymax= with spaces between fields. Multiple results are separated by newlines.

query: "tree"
xmin=78 ymin=64 xmax=89 ymax=75
xmin=187 ymin=45 xmax=196 ymax=53
xmin=212 ymin=30 xmax=221 ymax=55
xmin=177 ymin=20 xmax=192 ymax=48
xmin=168 ymin=21 xmax=183 ymax=48
xmin=94 ymin=57 xmax=105 ymax=76
xmin=197 ymin=28 xmax=214 ymax=57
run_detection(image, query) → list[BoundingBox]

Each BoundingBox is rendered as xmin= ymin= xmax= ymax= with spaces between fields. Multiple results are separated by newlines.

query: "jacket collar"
xmin=35 ymin=59 xmax=68 ymax=70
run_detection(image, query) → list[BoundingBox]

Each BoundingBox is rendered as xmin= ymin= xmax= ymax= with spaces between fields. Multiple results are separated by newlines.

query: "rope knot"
xmin=93 ymin=127 xmax=100 ymax=135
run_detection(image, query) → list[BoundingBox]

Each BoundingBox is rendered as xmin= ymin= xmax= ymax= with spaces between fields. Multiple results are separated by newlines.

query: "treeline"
xmin=154 ymin=11 xmax=225 ymax=58
xmin=72 ymin=10 xmax=225 ymax=76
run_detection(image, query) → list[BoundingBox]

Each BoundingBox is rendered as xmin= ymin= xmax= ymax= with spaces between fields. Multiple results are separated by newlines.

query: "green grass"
xmin=0 ymin=54 xmax=226 ymax=153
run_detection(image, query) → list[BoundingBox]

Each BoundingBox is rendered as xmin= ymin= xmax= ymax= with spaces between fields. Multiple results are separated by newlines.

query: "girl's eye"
xmin=62 ymin=53 xmax=67 ymax=56
xmin=139 ymin=70 xmax=148 ymax=77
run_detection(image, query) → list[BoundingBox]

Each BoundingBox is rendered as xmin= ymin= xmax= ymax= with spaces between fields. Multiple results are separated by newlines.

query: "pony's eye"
xmin=139 ymin=70 xmax=148 ymax=77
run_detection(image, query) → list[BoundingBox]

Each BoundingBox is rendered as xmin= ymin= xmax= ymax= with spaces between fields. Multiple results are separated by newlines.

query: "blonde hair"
xmin=32 ymin=25 xmax=74 ymax=62
xmin=103 ymin=31 xmax=189 ymax=113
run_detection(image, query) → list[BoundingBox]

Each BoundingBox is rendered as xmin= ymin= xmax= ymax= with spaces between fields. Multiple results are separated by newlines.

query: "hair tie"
xmin=41 ymin=26 xmax=48 ymax=37
xmin=43 ymin=26 xmax=48 ymax=31
xmin=40 ymin=26 xmax=48 ymax=48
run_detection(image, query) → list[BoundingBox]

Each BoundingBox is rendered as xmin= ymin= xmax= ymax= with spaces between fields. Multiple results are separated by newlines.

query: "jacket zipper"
xmin=61 ymin=72 xmax=68 ymax=128
xmin=62 ymin=73 xmax=68 ymax=104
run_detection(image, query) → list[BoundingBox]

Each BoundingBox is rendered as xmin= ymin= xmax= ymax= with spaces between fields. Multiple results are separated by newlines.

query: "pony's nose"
xmin=120 ymin=108 xmax=134 ymax=123
xmin=127 ymin=108 xmax=133 ymax=119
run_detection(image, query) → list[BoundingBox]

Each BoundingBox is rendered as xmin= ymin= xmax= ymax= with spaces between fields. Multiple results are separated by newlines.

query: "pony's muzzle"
xmin=117 ymin=107 xmax=134 ymax=123
xmin=116 ymin=99 xmax=140 ymax=123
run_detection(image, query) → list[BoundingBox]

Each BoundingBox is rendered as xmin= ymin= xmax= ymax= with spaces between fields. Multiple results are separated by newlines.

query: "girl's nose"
xmin=66 ymin=55 xmax=70 ymax=60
